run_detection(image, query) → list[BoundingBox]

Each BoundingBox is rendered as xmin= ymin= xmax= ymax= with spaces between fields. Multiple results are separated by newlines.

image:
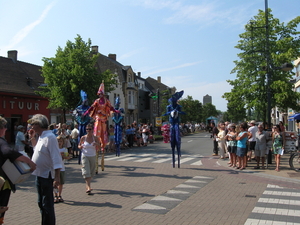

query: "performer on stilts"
xmin=162 ymin=90 xmax=185 ymax=168
xmin=112 ymin=97 xmax=124 ymax=157
xmin=84 ymin=81 xmax=118 ymax=172
xmin=73 ymin=90 xmax=91 ymax=164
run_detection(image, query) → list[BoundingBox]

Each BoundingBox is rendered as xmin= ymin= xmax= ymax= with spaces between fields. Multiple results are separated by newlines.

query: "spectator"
xmin=28 ymin=114 xmax=62 ymax=225
xmin=254 ymin=123 xmax=269 ymax=169
xmin=78 ymin=123 xmax=100 ymax=194
xmin=0 ymin=116 xmax=36 ymax=225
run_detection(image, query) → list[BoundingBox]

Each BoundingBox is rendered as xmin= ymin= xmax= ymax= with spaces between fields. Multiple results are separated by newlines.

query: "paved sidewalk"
xmin=4 ymin=145 xmax=300 ymax=225
xmin=217 ymin=152 xmax=300 ymax=183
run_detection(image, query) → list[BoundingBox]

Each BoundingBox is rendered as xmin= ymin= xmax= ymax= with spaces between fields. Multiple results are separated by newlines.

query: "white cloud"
xmin=143 ymin=61 xmax=202 ymax=76
xmin=2 ymin=1 xmax=55 ymax=51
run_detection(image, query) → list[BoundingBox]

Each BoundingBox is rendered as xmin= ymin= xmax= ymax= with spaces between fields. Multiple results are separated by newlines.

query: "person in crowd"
xmin=142 ymin=124 xmax=150 ymax=147
xmin=226 ymin=124 xmax=237 ymax=167
xmin=272 ymin=124 xmax=286 ymax=172
xmin=247 ymin=120 xmax=258 ymax=162
xmin=108 ymin=125 xmax=115 ymax=152
xmin=27 ymin=114 xmax=62 ymax=225
xmin=70 ymin=124 xmax=79 ymax=158
xmin=78 ymin=123 xmax=100 ymax=194
xmin=236 ymin=122 xmax=248 ymax=170
xmin=15 ymin=125 xmax=27 ymax=154
xmin=0 ymin=116 xmax=36 ymax=225
xmin=254 ymin=123 xmax=269 ymax=169
xmin=211 ymin=122 xmax=219 ymax=156
xmin=217 ymin=122 xmax=226 ymax=159
xmin=279 ymin=121 xmax=286 ymax=132
xmin=54 ymin=136 xmax=70 ymax=203
xmin=61 ymin=123 xmax=72 ymax=156
xmin=125 ymin=125 xmax=134 ymax=148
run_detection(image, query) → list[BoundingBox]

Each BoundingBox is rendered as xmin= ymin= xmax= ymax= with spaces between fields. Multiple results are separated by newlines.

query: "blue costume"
xmin=162 ymin=91 xmax=185 ymax=168
xmin=73 ymin=90 xmax=91 ymax=164
xmin=112 ymin=97 xmax=124 ymax=156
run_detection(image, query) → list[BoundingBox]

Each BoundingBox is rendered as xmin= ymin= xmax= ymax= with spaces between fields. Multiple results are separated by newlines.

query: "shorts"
xmin=249 ymin=141 xmax=256 ymax=151
xmin=254 ymin=149 xmax=266 ymax=158
xmin=237 ymin=147 xmax=247 ymax=157
xmin=227 ymin=145 xmax=237 ymax=154
xmin=60 ymin=171 xmax=65 ymax=185
xmin=109 ymin=135 xmax=114 ymax=142
xmin=81 ymin=155 xmax=96 ymax=178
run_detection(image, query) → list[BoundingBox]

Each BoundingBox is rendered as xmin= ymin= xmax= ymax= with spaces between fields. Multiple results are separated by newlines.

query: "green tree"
xmin=37 ymin=35 xmax=117 ymax=121
xmin=202 ymin=103 xmax=218 ymax=123
xmin=180 ymin=96 xmax=202 ymax=123
xmin=223 ymin=9 xmax=300 ymax=124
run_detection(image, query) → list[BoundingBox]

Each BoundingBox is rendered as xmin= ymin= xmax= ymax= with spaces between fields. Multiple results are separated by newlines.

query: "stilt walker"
xmin=73 ymin=90 xmax=90 ymax=164
xmin=84 ymin=81 xmax=118 ymax=172
xmin=162 ymin=91 xmax=185 ymax=168
xmin=112 ymin=97 xmax=124 ymax=156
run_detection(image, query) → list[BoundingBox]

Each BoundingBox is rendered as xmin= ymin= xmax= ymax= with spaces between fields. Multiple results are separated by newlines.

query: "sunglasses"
xmin=86 ymin=128 xmax=92 ymax=130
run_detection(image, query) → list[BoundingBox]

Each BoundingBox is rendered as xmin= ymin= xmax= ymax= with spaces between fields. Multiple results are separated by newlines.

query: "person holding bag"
xmin=0 ymin=116 xmax=36 ymax=225
xmin=272 ymin=124 xmax=285 ymax=172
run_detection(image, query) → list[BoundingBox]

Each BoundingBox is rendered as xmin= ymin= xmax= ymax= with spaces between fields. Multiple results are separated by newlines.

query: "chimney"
xmin=138 ymin=72 xmax=141 ymax=77
xmin=91 ymin=45 xmax=98 ymax=54
xmin=8 ymin=50 xmax=17 ymax=63
xmin=157 ymin=76 xmax=161 ymax=83
xmin=108 ymin=54 xmax=116 ymax=61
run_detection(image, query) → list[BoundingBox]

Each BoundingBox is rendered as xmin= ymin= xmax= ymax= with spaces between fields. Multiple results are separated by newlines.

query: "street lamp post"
xmin=264 ymin=0 xmax=293 ymax=130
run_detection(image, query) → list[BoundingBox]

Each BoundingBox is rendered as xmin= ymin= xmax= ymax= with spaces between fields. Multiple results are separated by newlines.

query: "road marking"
xmin=134 ymin=157 xmax=154 ymax=162
xmin=167 ymin=190 xmax=189 ymax=194
xmin=244 ymin=184 xmax=300 ymax=225
xmin=185 ymin=179 xmax=207 ymax=183
xmin=191 ymin=160 xmax=203 ymax=166
xmin=176 ymin=184 xmax=199 ymax=189
xmin=153 ymin=158 xmax=171 ymax=163
xmin=152 ymin=196 xmax=182 ymax=201
xmin=132 ymin=176 xmax=215 ymax=214
xmin=105 ymin=154 xmax=135 ymax=161
xmin=133 ymin=203 xmax=166 ymax=210
xmin=187 ymin=140 xmax=193 ymax=143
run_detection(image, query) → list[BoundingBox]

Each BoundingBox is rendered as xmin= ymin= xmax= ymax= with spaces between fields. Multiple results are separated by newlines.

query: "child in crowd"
xmin=54 ymin=136 xmax=70 ymax=203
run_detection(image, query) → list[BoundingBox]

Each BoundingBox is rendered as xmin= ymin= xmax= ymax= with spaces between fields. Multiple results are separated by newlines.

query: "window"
xmin=128 ymin=91 xmax=131 ymax=104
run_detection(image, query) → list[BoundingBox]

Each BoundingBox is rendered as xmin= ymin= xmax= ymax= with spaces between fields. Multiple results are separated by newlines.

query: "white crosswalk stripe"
xmin=244 ymin=184 xmax=300 ymax=225
xmin=104 ymin=153 xmax=204 ymax=166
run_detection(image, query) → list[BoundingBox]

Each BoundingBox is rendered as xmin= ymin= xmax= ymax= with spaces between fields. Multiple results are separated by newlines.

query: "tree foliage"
xmin=37 ymin=35 xmax=118 ymax=119
xmin=179 ymin=95 xmax=202 ymax=123
xmin=202 ymin=103 xmax=218 ymax=123
xmin=223 ymin=9 xmax=300 ymax=123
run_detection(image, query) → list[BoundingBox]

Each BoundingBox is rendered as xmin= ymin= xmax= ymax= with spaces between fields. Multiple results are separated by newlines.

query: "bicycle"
xmin=289 ymin=134 xmax=300 ymax=171
xmin=289 ymin=151 xmax=300 ymax=171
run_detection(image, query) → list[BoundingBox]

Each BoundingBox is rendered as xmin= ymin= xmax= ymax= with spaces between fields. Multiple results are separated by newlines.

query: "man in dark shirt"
xmin=211 ymin=123 xmax=219 ymax=156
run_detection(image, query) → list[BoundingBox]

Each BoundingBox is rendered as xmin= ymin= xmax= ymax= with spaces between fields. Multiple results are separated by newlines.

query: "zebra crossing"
xmin=132 ymin=175 xmax=215 ymax=214
xmin=104 ymin=153 xmax=204 ymax=166
xmin=245 ymin=184 xmax=300 ymax=225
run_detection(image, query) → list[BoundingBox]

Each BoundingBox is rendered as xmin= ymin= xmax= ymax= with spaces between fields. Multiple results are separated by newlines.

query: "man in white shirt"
xmin=28 ymin=114 xmax=62 ymax=225
xmin=70 ymin=124 xmax=80 ymax=160
xmin=248 ymin=120 xmax=258 ymax=161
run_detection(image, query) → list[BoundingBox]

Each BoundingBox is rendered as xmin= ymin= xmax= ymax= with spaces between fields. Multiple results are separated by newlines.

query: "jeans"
xmin=213 ymin=140 xmax=218 ymax=154
xmin=36 ymin=173 xmax=55 ymax=225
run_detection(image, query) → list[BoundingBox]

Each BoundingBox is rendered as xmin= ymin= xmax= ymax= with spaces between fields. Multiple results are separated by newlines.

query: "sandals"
xmin=58 ymin=196 xmax=64 ymax=202
xmin=54 ymin=196 xmax=59 ymax=203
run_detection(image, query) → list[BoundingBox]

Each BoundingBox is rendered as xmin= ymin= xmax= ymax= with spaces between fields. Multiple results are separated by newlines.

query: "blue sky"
xmin=1 ymin=0 xmax=299 ymax=111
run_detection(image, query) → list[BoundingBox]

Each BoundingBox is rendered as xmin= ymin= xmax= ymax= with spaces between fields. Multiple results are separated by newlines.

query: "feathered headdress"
xmin=80 ymin=90 xmax=88 ymax=101
xmin=168 ymin=90 xmax=184 ymax=104
xmin=97 ymin=81 xmax=105 ymax=95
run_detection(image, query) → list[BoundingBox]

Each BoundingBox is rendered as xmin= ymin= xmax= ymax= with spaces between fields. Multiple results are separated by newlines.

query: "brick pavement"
xmin=4 ymin=144 xmax=300 ymax=225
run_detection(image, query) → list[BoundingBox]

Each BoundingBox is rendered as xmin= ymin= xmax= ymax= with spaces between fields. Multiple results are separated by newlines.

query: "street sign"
xmin=156 ymin=117 xmax=162 ymax=127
